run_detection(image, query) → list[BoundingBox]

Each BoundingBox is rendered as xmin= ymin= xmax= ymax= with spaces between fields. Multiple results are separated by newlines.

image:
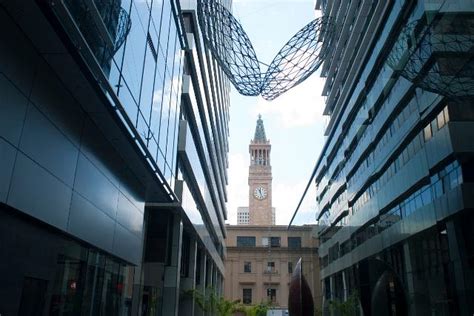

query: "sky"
xmin=225 ymin=0 xmax=328 ymax=225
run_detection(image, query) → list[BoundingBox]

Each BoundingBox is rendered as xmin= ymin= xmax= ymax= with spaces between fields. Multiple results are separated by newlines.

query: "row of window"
xmin=243 ymin=261 xmax=294 ymax=274
xmin=242 ymin=288 xmax=277 ymax=305
xmin=352 ymin=105 xmax=450 ymax=215
xmin=322 ymin=160 xmax=463 ymax=266
xmin=317 ymin=8 xmax=417 ymax=207
xmin=318 ymin=85 xmax=418 ymax=216
xmin=347 ymin=95 xmax=419 ymax=190
xmin=321 ymin=98 xmax=473 ymax=229
xmin=236 ymin=236 xmax=302 ymax=248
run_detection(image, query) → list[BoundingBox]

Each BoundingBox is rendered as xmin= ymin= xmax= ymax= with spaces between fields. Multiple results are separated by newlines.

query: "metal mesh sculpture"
xmin=387 ymin=18 xmax=474 ymax=98
xmin=64 ymin=0 xmax=131 ymax=75
xmin=197 ymin=0 xmax=262 ymax=96
xmin=262 ymin=17 xmax=333 ymax=100
xmin=113 ymin=7 xmax=132 ymax=54
xmin=197 ymin=0 xmax=334 ymax=100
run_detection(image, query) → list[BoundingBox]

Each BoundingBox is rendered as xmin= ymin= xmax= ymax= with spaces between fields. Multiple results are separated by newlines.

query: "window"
xmin=237 ymin=236 xmax=256 ymax=247
xmin=267 ymin=288 xmax=277 ymax=303
xmin=423 ymin=125 xmax=432 ymax=141
xmin=437 ymin=111 xmax=446 ymax=129
xmin=243 ymin=288 xmax=252 ymax=304
xmin=270 ymin=237 xmax=281 ymax=248
xmin=288 ymin=262 xmax=293 ymax=273
xmin=244 ymin=261 xmax=251 ymax=273
xmin=262 ymin=237 xmax=280 ymax=247
xmin=288 ymin=237 xmax=302 ymax=249
xmin=266 ymin=261 xmax=276 ymax=273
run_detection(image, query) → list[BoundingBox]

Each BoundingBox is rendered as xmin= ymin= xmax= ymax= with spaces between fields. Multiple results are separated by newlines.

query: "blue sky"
xmin=225 ymin=0 xmax=327 ymax=225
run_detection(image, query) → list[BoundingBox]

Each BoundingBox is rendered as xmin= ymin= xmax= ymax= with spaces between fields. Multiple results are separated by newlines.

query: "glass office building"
xmin=313 ymin=0 xmax=474 ymax=315
xmin=0 ymin=0 xmax=229 ymax=314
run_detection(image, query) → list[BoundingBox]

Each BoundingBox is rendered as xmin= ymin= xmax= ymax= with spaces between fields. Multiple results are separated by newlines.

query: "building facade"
xmin=224 ymin=225 xmax=320 ymax=309
xmin=313 ymin=0 xmax=474 ymax=315
xmin=0 ymin=0 xmax=230 ymax=315
xmin=237 ymin=206 xmax=250 ymax=225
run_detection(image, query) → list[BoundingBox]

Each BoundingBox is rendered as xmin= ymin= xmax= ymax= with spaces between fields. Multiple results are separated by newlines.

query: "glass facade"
xmin=313 ymin=0 xmax=474 ymax=315
xmin=0 ymin=205 xmax=134 ymax=316
xmin=61 ymin=0 xmax=184 ymax=186
xmin=49 ymin=250 xmax=133 ymax=315
xmin=0 ymin=0 xmax=230 ymax=314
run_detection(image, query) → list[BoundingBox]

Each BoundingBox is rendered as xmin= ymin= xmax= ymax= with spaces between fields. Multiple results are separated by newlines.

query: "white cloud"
xmin=272 ymin=180 xmax=317 ymax=226
xmin=252 ymin=74 xmax=326 ymax=128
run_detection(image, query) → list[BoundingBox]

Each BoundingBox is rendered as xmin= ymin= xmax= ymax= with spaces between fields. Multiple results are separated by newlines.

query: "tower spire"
xmin=253 ymin=114 xmax=267 ymax=142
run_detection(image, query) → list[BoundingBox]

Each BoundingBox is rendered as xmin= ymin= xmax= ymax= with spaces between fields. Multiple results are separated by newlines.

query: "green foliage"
xmin=184 ymin=288 xmax=270 ymax=316
xmin=244 ymin=302 xmax=269 ymax=316
xmin=184 ymin=287 xmax=240 ymax=316
xmin=314 ymin=307 xmax=323 ymax=316
xmin=328 ymin=291 xmax=359 ymax=316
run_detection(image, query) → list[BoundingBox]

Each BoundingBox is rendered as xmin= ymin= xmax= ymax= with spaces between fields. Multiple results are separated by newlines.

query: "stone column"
xmin=161 ymin=214 xmax=183 ymax=316
xmin=195 ymin=252 xmax=207 ymax=316
xmin=179 ymin=239 xmax=198 ymax=316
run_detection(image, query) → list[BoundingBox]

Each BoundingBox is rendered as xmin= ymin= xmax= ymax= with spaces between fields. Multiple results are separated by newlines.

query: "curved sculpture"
xmin=197 ymin=0 xmax=262 ymax=96
xmin=113 ymin=7 xmax=132 ymax=53
xmin=288 ymin=258 xmax=314 ymax=316
xmin=371 ymin=271 xmax=408 ymax=316
xmin=197 ymin=0 xmax=335 ymax=100
xmin=387 ymin=19 xmax=474 ymax=97
xmin=262 ymin=17 xmax=334 ymax=100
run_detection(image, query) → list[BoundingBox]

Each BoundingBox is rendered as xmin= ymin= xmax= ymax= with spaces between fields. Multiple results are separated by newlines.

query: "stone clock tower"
xmin=248 ymin=115 xmax=275 ymax=225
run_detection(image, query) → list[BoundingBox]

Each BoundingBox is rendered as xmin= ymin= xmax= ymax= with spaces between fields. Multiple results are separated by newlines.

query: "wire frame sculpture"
xmin=387 ymin=18 xmax=474 ymax=98
xmin=197 ymin=0 xmax=335 ymax=100
xmin=261 ymin=17 xmax=334 ymax=101
xmin=113 ymin=7 xmax=132 ymax=54
xmin=197 ymin=0 xmax=262 ymax=96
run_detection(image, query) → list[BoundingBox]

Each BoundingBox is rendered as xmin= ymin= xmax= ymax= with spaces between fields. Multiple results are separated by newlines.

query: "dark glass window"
xmin=237 ymin=236 xmax=256 ymax=247
xmin=244 ymin=261 xmax=252 ymax=273
xmin=270 ymin=237 xmax=281 ymax=248
xmin=288 ymin=262 xmax=293 ymax=273
xmin=288 ymin=237 xmax=302 ymax=249
xmin=243 ymin=288 xmax=252 ymax=304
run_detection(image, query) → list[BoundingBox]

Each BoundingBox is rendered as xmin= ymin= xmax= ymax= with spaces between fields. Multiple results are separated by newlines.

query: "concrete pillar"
xmin=179 ymin=239 xmax=198 ymax=316
xmin=342 ymin=270 xmax=347 ymax=301
xmin=131 ymin=248 xmax=145 ymax=315
xmin=329 ymin=275 xmax=335 ymax=316
xmin=161 ymin=215 xmax=183 ymax=316
xmin=195 ymin=252 xmax=207 ymax=316
xmin=402 ymin=242 xmax=418 ymax=316
xmin=205 ymin=260 xmax=214 ymax=316
xmin=446 ymin=220 xmax=471 ymax=316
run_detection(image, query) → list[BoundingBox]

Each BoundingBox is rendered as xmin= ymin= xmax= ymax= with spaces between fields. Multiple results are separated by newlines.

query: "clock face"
xmin=254 ymin=186 xmax=267 ymax=200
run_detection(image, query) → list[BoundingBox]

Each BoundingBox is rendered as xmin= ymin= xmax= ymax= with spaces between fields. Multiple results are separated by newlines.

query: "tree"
xmin=328 ymin=291 xmax=359 ymax=316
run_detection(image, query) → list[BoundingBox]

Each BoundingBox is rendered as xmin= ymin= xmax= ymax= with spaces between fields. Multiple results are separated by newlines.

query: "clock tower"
xmin=248 ymin=115 xmax=275 ymax=225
